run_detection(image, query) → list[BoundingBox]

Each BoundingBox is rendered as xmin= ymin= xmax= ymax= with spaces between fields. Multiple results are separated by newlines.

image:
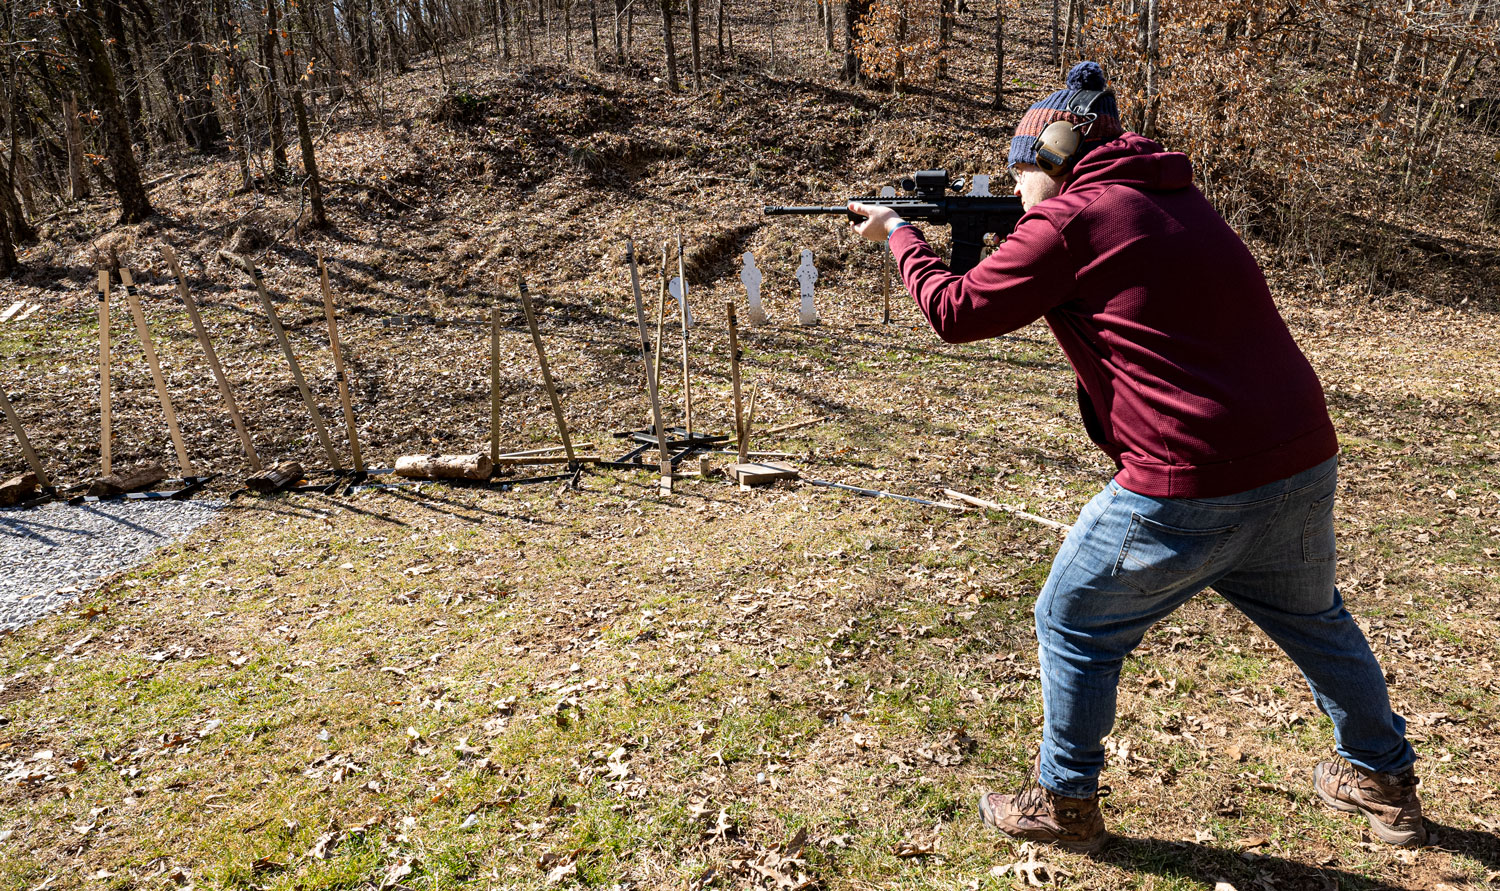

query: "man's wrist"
xmin=888 ymin=220 xmax=912 ymax=237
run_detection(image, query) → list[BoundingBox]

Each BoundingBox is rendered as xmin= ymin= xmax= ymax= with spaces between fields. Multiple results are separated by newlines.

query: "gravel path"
xmin=0 ymin=499 xmax=223 ymax=632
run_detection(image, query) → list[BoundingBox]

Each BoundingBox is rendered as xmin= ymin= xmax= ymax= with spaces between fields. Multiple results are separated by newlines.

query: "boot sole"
xmin=1315 ymin=785 xmax=1427 ymax=847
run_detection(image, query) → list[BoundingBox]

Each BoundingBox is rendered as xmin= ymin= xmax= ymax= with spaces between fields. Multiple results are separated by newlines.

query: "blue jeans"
xmin=1034 ymin=456 xmax=1415 ymax=799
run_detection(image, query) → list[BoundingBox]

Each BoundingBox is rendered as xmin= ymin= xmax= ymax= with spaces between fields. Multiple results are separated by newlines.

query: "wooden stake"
xmin=626 ymin=238 xmax=673 ymax=491
xmin=317 ymin=250 xmax=364 ymax=472
xmin=676 ymin=233 xmax=693 ymax=438
xmin=0 ymin=387 xmax=50 ymax=488
xmin=743 ymin=382 xmax=758 ymax=452
xmin=118 ymin=268 xmax=195 ymax=477
xmin=727 ymin=301 xmax=747 ymax=462
xmin=516 ymin=276 xmax=576 ymax=463
xmin=491 ymin=307 xmax=502 ymax=464
xmin=882 ymin=249 xmax=892 ymax=324
xmin=222 ymin=252 xmax=342 ymax=471
xmin=97 ymin=270 xmax=111 ymax=476
xmin=653 ymin=241 xmax=669 ymax=408
xmin=161 ymin=244 xmax=261 ymax=471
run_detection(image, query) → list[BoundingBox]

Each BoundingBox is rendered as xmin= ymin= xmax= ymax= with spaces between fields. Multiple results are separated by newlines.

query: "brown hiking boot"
xmin=1313 ymin=758 xmax=1426 ymax=847
xmin=977 ymin=781 xmax=1109 ymax=854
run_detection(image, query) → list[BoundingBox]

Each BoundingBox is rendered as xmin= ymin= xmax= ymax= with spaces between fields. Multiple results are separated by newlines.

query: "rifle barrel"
xmin=763 ymin=205 xmax=856 ymax=216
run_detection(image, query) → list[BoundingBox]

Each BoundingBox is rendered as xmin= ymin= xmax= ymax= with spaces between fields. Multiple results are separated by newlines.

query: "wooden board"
xmin=729 ymin=461 xmax=799 ymax=488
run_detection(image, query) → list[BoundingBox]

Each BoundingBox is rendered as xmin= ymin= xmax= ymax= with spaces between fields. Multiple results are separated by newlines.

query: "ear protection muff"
xmin=1034 ymin=89 xmax=1109 ymax=176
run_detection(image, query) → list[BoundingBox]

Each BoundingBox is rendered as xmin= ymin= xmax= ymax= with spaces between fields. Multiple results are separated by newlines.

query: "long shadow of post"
xmin=1101 ymin=823 xmax=1500 ymax=890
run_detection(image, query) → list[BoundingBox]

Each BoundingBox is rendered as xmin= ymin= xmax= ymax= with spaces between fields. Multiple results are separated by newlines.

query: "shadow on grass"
xmin=1102 ymin=821 xmax=1500 ymax=890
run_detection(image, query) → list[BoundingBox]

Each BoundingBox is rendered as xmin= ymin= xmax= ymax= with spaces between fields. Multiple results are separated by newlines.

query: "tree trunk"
xmin=262 ymin=0 xmax=290 ymax=180
xmin=1050 ymin=0 xmax=1059 ymax=65
xmin=992 ymin=0 xmax=1004 ymax=109
xmin=64 ymin=93 xmax=91 ymax=200
xmin=937 ymin=0 xmax=952 ymax=78
xmin=823 ymin=0 xmax=834 ymax=52
xmin=689 ymin=0 xmax=702 ymax=88
xmin=661 ymin=0 xmax=680 ymax=89
xmin=614 ymin=0 xmax=627 ymax=63
xmin=716 ymin=0 xmax=726 ymax=60
xmin=0 ymin=193 xmax=15 ymax=277
xmin=1142 ymin=0 xmax=1159 ymax=137
xmin=292 ymin=89 xmax=327 ymax=229
xmin=590 ymin=0 xmax=601 ymax=68
xmin=842 ymin=0 xmax=865 ymax=83
xmin=58 ymin=0 xmax=153 ymax=223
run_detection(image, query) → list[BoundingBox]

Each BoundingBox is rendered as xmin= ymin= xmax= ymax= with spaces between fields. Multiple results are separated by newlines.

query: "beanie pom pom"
xmin=1066 ymin=61 xmax=1106 ymax=91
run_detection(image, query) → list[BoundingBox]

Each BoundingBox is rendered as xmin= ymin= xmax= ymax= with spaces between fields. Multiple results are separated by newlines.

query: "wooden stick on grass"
xmin=118 ymin=268 xmax=196 ymax=477
xmin=161 ymin=244 xmax=261 ymax=471
xmin=943 ymin=488 xmax=1073 ymax=533
xmin=516 ymin=275 xmax=576 ymax=464
xmin=317 ymin=250 xmax=364 ymax=472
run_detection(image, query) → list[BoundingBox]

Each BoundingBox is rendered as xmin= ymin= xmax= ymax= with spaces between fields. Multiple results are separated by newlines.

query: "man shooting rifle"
xmin=848 ymin=61 xmax=1425 ymax=852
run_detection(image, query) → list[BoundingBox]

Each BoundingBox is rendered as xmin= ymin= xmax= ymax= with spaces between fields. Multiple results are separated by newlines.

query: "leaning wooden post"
xmin=317 ymin=250 xmax=364 ymax=472
xmin=881 ymin=249 xmax=892 ymax=325
xmin=221 ymin=251 xmax=343 ymax=471
xmin=490 ymin=306 xmax=502 ymax=464
xmin=727 ymin=301 xmax=747 ymax=462
xmin=118 ymin=268 xmax=196 ymax=477
xmin=161 ymin=244 xmax=261 ymax=471
xmin=676 ymin=233 xmax=693 ymax=438
xmin=653 ymin=240 xmax=669 ymax=405
xmin=627 ymin=239 xmax=674 ymax=492
xmin=97 ymin=270 xmax=111 ymax=476
xmin=0 ymin=387 xmax=50 ymax=488
xmin=516 ymin=275 xmax=576 ymax=464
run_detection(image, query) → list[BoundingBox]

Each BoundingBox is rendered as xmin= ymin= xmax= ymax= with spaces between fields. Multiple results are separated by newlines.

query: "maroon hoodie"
xmin=888 ymin=133 xmax=1337 ymax=497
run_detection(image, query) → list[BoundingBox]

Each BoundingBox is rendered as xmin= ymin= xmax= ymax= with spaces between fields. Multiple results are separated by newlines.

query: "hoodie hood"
xmin=1066 ymin=132 xmax=1194 ymax=193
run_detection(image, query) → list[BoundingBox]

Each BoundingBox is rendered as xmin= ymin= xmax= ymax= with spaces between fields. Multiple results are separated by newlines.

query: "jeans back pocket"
xmin=1113 ymin=513 xmax=1240 ymax=594
xmin=1302 ymin=493 xmax=1337 ymax=563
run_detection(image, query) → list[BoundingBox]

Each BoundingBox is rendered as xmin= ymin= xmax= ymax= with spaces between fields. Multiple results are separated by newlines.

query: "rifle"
xmin=764 ymin=170 xmax=1025 ymax=274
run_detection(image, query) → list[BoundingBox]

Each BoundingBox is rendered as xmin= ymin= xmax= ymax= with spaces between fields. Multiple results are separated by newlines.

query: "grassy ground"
xmin=2 ymin=290 xmax=1498 ymax=890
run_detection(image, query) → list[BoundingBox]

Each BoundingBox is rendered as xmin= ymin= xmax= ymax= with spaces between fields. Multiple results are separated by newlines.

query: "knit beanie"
xmin=1007 ymin=61 xmax=1125 ymax=172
